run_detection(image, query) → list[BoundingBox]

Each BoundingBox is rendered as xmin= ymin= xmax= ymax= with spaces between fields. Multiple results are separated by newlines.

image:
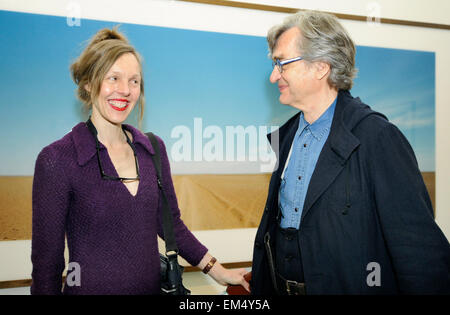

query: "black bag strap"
xmin=146 ymin=132 xmax=179 ymax=257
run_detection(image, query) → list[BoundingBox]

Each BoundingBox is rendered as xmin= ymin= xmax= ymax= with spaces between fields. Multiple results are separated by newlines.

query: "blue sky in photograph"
xmin=0 ymin=10 xmax=435 ymax=174
xmin=353 ymin=46 xmax=435 ymax=171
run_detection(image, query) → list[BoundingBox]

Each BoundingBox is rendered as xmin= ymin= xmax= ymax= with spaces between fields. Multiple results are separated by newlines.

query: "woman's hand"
xmin=211 ymin=265 xmax=251 ymax=293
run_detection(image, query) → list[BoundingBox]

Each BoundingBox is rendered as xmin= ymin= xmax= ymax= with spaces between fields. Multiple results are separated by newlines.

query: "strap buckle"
xmin=285 ymin=280 xmax=305 ymax=295
xmin=166 ymin=250 xmax=179 ymax=259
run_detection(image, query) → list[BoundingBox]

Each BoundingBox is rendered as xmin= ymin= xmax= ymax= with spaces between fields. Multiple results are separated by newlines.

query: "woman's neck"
xmin=90 ymin=112 xmax=127 ymax=148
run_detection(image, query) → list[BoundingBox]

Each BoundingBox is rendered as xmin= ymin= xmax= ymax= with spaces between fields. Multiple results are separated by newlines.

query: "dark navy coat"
xmin=251 ymin=90 xmax=450 ymax=294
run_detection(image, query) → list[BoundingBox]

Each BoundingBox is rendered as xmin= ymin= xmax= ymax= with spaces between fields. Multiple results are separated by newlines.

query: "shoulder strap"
xmin=146 ymin=132 xmax=179 ymax=257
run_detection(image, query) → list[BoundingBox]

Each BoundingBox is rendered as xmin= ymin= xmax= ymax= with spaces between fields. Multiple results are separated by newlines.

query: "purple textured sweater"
xmin=31 ymin=122 xmax=208 ymax=295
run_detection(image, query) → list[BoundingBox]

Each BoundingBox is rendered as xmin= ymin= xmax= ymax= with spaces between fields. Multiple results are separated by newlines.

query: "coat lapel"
xmin=266 ymin=113 xmax=300 ymax=213
xmin=301 ymin=91 xmax=360 ymax=222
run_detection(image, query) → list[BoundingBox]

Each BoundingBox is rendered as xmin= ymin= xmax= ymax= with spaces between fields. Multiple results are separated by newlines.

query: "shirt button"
xmin=295 ymin=208 xmax=298 ymax=212
xmin=298 ymin=176 xmax=302 ymax=180
xmin=303 ymin=143 xmax=307 ymax=147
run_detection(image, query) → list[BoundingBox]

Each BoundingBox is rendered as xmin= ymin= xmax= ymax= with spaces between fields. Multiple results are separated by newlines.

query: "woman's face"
xmin=91 ymin=52 xmax=141 ymax=125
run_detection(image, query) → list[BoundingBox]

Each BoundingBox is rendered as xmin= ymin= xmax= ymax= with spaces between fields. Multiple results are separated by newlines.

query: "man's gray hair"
xmin=267 ymin=10 xmax=357 ymax=90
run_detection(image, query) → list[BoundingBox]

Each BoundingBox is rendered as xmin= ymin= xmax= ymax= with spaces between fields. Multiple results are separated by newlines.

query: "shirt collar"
xmin=299 ymin=96 xmax=337 ymax=141
xmin=71 ymin=122 xmax=155 ymax=166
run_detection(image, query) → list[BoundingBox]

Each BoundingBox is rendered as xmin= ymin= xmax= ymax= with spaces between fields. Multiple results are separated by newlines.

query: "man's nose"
xmin=270 ymin=67 xmax=281 ymax=84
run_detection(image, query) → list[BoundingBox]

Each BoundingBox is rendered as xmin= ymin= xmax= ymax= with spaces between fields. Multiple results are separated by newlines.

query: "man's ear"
xmin=314 ymin=62 xmax=331 ymax=81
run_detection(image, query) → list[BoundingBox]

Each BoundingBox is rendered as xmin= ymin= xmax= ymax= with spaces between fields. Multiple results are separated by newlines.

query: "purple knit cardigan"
xmin=31 ymin=122 xmax=208 ymax=295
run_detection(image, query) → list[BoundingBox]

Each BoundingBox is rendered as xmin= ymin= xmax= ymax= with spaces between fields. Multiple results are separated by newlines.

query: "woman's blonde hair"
xmin=70 ymin=26 xmax=145 ymax=125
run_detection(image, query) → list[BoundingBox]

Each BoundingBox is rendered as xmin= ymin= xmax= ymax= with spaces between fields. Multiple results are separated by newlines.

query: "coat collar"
xmin=324 ymin=90 xmax=361 ymax=165
xmin=71 ymin=122 xmax=155 ymax=166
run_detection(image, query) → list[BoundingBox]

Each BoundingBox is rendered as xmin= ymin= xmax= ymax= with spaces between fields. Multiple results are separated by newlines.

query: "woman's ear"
xmin=84 ymin=84 xmax=91 ymax=93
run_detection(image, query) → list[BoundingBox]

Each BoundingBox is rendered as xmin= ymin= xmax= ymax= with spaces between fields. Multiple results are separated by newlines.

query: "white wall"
xmin=228 ymin=0 xmax=450 ymax=25
xmin=0 ymin=0 xmax=449 ymax=282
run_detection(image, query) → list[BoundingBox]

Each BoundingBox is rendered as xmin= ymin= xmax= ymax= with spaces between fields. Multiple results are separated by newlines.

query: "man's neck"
xmin=300 ymin=88 xmax=338 ymax=124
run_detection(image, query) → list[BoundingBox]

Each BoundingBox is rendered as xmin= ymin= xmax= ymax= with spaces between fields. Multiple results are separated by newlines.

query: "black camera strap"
xmin=146 ymin=132 xmax=178 ymax=257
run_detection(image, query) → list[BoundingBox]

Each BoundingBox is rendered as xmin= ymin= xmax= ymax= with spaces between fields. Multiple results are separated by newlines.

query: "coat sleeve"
xmin=369 ymin=122 xmax=450 ymax=294
xmin=31 ymin=147 xmax=70 ymax=295
xmin=155 ymin=136 xmax=208 ymax=267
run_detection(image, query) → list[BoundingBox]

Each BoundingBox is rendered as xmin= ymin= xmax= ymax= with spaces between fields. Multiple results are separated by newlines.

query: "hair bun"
xmin=90 ymin=26 xmax=128 ymax=46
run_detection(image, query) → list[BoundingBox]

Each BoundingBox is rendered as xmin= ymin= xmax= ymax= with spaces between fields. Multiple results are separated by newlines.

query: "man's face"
xmin=270 ymin=27 xmax=318 ymax=110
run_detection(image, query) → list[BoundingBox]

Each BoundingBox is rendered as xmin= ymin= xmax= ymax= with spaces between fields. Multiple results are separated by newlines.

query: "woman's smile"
xmin=108 ymin=98 xmax=130 ymax=111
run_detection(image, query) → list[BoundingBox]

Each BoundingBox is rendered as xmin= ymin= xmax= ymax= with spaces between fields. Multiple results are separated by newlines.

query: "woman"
xmin=31 ymin=27 xmax=250 ymax=295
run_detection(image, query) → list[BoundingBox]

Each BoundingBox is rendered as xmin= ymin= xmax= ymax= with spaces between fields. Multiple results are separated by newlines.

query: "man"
xmin=251 ymin=10 xmax=450 ymax=295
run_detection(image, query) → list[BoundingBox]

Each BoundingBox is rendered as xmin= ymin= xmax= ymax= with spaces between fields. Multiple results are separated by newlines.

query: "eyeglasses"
xmin=86 ymin=118 xmax=140 ymax=182
xmin=272 ymin=56 xmax=303 ymax=73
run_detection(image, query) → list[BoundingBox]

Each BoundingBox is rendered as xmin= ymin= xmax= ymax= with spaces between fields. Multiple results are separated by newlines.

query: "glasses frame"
xmin=86 ymin=118 xmax=140 ymax=182
xmin=272 ymin=56 xmax=303 ymax=73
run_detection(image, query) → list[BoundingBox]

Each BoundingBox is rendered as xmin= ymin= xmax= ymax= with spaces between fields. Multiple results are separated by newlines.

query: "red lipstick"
xmin=108 ymin=99 xmax=129 ymax=112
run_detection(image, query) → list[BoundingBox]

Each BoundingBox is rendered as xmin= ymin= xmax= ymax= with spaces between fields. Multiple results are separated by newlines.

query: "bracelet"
xmin=202 ymin=257 xmax=217 ymax=274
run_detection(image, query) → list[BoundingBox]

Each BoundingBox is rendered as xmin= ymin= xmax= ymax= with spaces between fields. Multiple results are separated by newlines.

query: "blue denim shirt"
xmin=279 ymin=97 xmax=337 ymax=229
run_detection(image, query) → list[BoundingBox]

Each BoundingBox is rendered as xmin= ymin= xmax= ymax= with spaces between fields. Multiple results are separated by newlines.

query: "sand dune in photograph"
xmin=0 ymin=172 xmax=435 ymax=240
